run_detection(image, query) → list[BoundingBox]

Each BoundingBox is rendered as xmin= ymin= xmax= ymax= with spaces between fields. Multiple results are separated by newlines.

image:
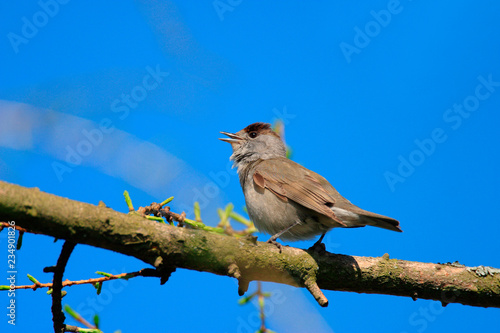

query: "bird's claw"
xmin=308 ymin=240 xmax=326 ymax=254
xmin=266 ymin=239 xmax=283 ymax=253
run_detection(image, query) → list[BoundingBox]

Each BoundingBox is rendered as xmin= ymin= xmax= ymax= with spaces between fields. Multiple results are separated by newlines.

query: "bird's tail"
xmin=361 ymin=215 xmax=402 ymax=232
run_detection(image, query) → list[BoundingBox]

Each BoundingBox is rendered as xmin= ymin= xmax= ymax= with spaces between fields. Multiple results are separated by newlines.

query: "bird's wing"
xmin=253 ymin=158 xmax=346 ymax=226
xmin=300 ymin=163 xmax=403 ymax=232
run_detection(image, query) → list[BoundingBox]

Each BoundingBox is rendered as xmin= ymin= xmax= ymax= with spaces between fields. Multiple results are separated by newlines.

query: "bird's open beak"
xmin=219 ymin=131 xmax=243 ymax=144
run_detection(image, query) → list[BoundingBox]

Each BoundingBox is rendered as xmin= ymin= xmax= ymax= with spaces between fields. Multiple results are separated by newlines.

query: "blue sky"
xmin=1 ymin=1 xmax=499 ymax=332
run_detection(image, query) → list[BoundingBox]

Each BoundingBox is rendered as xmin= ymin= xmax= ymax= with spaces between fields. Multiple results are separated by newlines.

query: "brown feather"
xmin=252 ymin=157 xmax=402 ymax=232
xmin=253 ymin=159 xmax=347 ymax=226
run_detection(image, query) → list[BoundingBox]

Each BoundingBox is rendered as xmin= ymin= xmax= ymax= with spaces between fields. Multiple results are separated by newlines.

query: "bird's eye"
xmin=249 ymin=131 xmax=258 ymax=138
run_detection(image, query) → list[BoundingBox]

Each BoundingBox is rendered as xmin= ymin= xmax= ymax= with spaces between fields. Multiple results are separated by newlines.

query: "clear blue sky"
xmin=1 ymin=1 xmax=499 ymax=332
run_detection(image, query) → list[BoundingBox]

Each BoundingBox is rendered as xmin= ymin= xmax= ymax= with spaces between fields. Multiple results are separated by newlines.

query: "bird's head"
xmin=220 ymin=122 xmax=286 ymax=170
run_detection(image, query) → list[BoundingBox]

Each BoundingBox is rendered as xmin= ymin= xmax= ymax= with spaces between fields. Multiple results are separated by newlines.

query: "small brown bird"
xmin=220 ymin=122 xmax=401 ymax=249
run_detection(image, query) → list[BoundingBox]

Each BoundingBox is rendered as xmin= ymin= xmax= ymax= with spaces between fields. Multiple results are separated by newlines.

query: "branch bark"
xmin=1 ymin=181 xmax=499 ymax=308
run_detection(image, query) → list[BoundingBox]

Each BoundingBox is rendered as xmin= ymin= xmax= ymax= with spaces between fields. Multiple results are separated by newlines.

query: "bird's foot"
xmin=308 ymin=240 xmax=326 ymax=254
xmin=266 ymin=239 xmax=283 ymax=253
xmin=308 ymin=233 xmax=327 ymax=253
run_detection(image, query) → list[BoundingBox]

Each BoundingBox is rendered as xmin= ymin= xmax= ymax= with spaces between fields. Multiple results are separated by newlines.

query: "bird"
xmin=220 ymin=122 xmax=402 ymax=250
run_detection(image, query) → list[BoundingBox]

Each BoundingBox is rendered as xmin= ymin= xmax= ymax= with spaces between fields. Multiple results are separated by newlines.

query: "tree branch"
xmin=0 ymin=181 xmax=499 ymax=308
xmin=51 ymin=241 xmax=76 ymax=333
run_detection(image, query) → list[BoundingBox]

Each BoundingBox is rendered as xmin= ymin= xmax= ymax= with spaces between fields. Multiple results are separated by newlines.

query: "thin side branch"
xmin=0 ymin=181 xmax=499 ymax=308
xmin=5 ymin=268 xmax=159 ymax=291
xmin=52 ymin=241 xmax=76 ymax=333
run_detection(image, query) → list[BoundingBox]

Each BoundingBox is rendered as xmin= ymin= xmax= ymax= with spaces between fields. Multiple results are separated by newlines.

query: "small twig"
xmin=138 ymin=201 xmax=226 ymax=234
xmin=1 ymin=268 xmax=160 ymax=291
xmin=64 ymin=325 xmax=102 ymax=332
xmin=160 ymin=196 xmax=174 ymax=207
xmin=128 ymin=194 xmax=256 ymax=236
xmin=304 ymin=277 xmax=328 ymax=307
xmin=16 ymin=230 xmax=24 ymax=250
xmin=27 ymin=274 xmax=43 ymax=290
xmin=1 ymin=221 xmax=28 ymax=233
xmin=257 ymin=282 xmax=267 ymax=333
xmin=193 ymin=201 xmax=202 ymax=222
xmin=123 ymin=190 xmax=134 ymax=212
xmin=64 ymin=305 xmax=95 ymax=329
xmin=52 ymin=241 xmax=76 ymax=333
xmin=217 ymin=203 xmax=233 ymax=228
xmin=178 ymin=211 xmax=186 ymax=228
xmin=238 ymin=282 xmax=275 ymax=333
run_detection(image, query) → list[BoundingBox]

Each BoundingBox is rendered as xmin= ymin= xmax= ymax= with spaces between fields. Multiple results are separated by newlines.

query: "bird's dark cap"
xmin=242 ymin=122 xmax=281 ymax=138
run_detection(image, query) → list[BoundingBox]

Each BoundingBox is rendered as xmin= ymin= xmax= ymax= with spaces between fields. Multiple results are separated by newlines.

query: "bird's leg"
xmin=266 ymin=220 xmax=301 ymax=253
xmin=308 ymin=233 xmax=326 ymax=253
